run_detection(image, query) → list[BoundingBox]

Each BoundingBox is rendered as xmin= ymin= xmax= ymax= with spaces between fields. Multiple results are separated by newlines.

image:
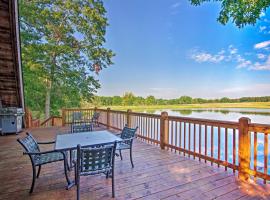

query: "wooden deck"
xmin=0 ymin=126 xmax=270 ymax=200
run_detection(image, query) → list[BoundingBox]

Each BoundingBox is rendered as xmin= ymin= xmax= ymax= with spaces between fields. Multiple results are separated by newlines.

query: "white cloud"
xmin=190 ymin=50 xmax=225 ymax=63
xmin=254 ymin=40 xmax=270 ymax=49
xmin=250 ymin=55 xmax=270 ymax=70
xmin=257 ymin=53 xmax=266 ymax=60
xmin=171 ymin=2 xmax=181 ymax=9
xmin=235 ymin=55 xmax=252 ymax=69
xmin=190 ymin=44 xmax=270 ymax=71
xmin=259 ymin=26 xmax=267 ymax=32
xmin=228 ymin=45 xmax=238 ymax=54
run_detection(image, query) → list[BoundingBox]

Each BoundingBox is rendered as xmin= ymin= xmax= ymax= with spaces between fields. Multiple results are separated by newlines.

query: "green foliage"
xmin=20 ymin=0 xmax=114 ymax=117
xmin=96 ymin=93 xmax=270 ymax=107
xmin=189 ymin=0 xmax=270 ymax=28
xmin=122 ymin=92 xmax=136 ymax=106
xmin=145 ymin=95 xmax=156 ymax=105
xmin=178 ymin=96 xmax=193 ymax=104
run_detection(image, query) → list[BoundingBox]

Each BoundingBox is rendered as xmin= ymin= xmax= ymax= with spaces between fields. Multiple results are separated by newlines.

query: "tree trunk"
xmin=45 ymin=81 xmax=51 ymax=119
xmin=45 ymin=53 xmax=56 ymax=119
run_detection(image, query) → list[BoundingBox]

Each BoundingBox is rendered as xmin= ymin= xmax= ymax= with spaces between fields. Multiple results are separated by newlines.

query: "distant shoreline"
xmin=99 ymin=102 xmax=270 ymax=110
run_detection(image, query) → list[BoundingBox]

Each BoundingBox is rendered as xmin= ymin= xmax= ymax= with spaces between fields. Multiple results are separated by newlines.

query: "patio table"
xmin=54 ymin=130 xmax=122 ymax=188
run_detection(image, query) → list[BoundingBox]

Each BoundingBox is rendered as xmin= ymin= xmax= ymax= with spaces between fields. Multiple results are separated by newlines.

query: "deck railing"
xmin=62 ymin=107 xmax=270 ymax=183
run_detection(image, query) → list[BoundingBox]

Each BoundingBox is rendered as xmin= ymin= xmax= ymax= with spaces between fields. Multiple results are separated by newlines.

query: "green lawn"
xmin=99 ymin=102 xmax=270 ymax=111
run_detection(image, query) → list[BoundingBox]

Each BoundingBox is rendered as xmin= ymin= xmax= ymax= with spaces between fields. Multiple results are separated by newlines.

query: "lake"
xmin=141 ymin=108 xmax=270 ymax=124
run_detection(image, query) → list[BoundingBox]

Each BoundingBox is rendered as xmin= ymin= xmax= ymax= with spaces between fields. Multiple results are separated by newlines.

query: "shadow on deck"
xmin=0 ymin=126 xmax=269 ymax=200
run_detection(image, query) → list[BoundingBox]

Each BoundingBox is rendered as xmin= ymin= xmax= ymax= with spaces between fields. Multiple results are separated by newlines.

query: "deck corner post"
xmin=62 ymin=109 xmax=66 ymax=127
xmin=238 ymin=117 xmax=251 ymax=181
xmin=127 ymin=109 xmax=132 ymax=128
xmin=160 ymin=112 xmax=169 ymax=150
xmin=106 ymin=108 xmax=111 ymax=129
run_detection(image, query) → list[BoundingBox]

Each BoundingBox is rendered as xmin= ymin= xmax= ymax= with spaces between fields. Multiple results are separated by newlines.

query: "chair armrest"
xmin=37 ymin=140 xmax=56 ymax=145
xmin=23 ymin=149 xmax=62 ymax=155
xmin=118 ymin=137 xmax=135 ymax=143
xmin=72 ymin=160 xmax=77 ymax=165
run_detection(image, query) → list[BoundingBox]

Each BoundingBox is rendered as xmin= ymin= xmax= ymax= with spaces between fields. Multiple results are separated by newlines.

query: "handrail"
xmin=61 ymin=107 xmax=270 ymax=183
xmin=40 ymin=116 xmax=62 ymax=127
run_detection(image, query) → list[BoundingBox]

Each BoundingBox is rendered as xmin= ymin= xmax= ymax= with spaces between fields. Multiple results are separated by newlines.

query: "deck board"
xmin=0 ymin=126 xmax=269 ymax=200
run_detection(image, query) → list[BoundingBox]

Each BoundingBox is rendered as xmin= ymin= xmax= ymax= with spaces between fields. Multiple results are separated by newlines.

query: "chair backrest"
xmin=17 ymin=133 xmax=40 ymax=154
xmin=71 ymin=123 xmax=92 ymax=133
xmin=72 ymin=112 xmax=83 ymax=123
xmin=92 ymin=112 xmax=100 ymax=121
xmin=77 ymin=142 xmax=116 ymax=175
xmin=120 ymin=125 xmax=138 ymax=140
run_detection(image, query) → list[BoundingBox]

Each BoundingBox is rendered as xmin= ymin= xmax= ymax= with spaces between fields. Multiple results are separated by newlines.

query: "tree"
xmin=190 ymin=0 xmax=270 ymax=28
xmin=220 ymin=97 xmax=230 ymax=103
xmin=112 ymin=96 xmax=122 ymax=105
xmin=122 ymin=92 xmax=135 ymax=106
xmin=20 ymin=0 xmax=114 ymax=118
xmin=178 ymin=96 xmax=193 ymax=104
xmin=145 ymin=95 xmax=156 ymax=105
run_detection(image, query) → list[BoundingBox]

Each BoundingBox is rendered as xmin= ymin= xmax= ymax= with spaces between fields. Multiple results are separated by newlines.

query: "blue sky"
xmin=96 ymin=0 xmax=270 ymax=99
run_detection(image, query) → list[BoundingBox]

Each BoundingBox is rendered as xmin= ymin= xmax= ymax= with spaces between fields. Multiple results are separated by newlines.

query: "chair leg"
xmin=119 ymin=150 xmax=123 ymax=160
xmin=30 ymin=165 xmax=36 ymax=193
xmin=130 ymin=147 xmax=134 ymax=168
xmin=74 ymin=163 xmax=77 ymax=185
xmin=77 ymin=175 xmax=80 ymax=200
xmin=112 ymin=167 xmax=115 ymax=198
xmin=63 ymin=155 xmax=71 ymax=186
xmin=106 ymin=171 xmax=109 ymax=179
xmin=69 ymin=150 xmax=73 ymax=169
xmin=36 ymin=165 xmax=41 ymax=178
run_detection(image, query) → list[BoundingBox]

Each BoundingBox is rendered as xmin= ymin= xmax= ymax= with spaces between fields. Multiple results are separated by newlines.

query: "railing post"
xmin=160 ymin=112 xmax=169 ymax=150
xmin=106 ymin=108 xmax=111 ymax=129
xmin=127 ymin=109 xmax=132 ymax=128
xmin=238 ymin=117 xmax=251 ymax=181
xmin=62 ymin=109 xmax=66 ymax=127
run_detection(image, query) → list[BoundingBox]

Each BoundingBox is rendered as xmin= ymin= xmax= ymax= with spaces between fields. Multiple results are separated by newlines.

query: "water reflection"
xmin=141 ymin=108 xmax=270 ymax=124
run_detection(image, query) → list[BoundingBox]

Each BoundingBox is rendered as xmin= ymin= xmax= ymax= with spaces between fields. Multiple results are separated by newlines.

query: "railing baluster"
xmin=184 ymin=122 xmax=186 ymax=156
xmin=179 ymin=122 xmax=182 ymax=154
xmin=171 ymin=121 xmax=174 ymax=151
xmin=211 ymin=126 xmax=214 ymax=166
xmin=218 ymin=126 xmax=221 ymax=167
xmin=199 ymin=124 xmax=201 ymax=161
xmin=175 ymin=121 xmax=178 ymax=153
xmin=188 ymin=123 xmax=191 ymax=157
xmin=205 ymin=125 xmax=207 ymax=163
xmin=264 ymin=132 xmax=268 ymax=184
xmin=193 ymin=123 xmax=196 ymax=159
xmin=254 ymin=132 xmax=257 ymax=180
xmin=233 ymin=128 xmax=236 ymax=173
xmin=225 ymin=128 xmax=228 ymax=171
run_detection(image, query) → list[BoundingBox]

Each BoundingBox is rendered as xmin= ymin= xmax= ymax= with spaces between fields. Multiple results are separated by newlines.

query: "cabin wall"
xmin=0 ymin=0 xmax=24 ymax=108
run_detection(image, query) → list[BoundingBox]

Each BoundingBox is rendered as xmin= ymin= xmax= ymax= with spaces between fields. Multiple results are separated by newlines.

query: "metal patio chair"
xmin=69 ymin=113 xmax=94 ymax=167
xmin=73 ymin=142 xmax=117 ymax=199
xmin=91 ymin=112 xmax=100 ymax=127
xmin=116 ymin=125 xmax=138 ymax=168
xmin=71 ymin=111 xmax=93 ymax=133
xmin=17 ymin=132 xmax=71 ymax=193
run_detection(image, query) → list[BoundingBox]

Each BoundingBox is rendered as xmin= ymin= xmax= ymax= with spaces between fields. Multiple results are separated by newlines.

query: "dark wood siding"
xmin=0 ymin=0 xmax=23 ymax=108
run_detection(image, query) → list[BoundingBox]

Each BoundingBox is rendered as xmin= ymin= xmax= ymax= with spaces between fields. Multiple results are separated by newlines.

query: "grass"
xmin=99 ymin=102 xmax=270 ymax=111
